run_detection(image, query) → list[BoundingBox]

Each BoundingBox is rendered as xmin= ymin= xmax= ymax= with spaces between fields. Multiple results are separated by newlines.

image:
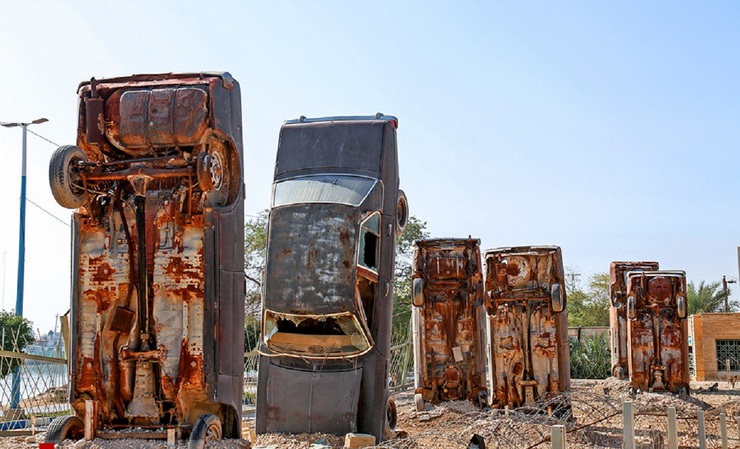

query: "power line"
xmin=26 ymin=128 xmax=59 ymax=147
xmin=26 ymin=198 xmax=69 ymax=227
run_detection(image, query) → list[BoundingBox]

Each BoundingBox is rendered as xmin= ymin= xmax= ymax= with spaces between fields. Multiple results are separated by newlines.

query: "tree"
xmin=687 ymin=280 xmax=737 ymax=315
xmin=392 ymin=217 xmax=430 ymax=342
xmin=244 ymin=210 xmax=268 ymax=315
xmin=566 ymin=270 xmax=610 ymax=327
xmin=0 ymin=311 xmax=35 ymax=377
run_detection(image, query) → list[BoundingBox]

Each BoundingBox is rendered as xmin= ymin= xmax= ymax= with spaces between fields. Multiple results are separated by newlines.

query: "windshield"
xmin=273 ymin=175 xmax=375 ymax=207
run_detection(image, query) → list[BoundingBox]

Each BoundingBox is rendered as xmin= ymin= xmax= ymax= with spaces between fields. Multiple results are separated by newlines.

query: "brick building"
xmin=689 ymin=313 xmax=740 ymax=381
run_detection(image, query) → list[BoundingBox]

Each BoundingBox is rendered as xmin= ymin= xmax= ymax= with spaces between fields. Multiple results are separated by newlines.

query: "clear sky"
xmin=1 ymin=1 xmax=739 ymax=332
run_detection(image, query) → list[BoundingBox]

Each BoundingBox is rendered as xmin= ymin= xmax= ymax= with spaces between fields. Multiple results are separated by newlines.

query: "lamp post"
xmin=0 ymin=117 xmax=48 ymax=411
xmin=722 ymin=275 xmax=737 ymax=313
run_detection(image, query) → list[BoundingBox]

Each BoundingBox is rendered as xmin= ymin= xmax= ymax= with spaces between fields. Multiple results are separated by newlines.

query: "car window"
xmin=273 ymin=175 xmax=375 ymax=207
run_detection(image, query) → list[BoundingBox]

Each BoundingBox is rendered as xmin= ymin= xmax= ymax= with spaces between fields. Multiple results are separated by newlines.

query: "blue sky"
xmin=1 ymin=1 xmax=739 ymax=331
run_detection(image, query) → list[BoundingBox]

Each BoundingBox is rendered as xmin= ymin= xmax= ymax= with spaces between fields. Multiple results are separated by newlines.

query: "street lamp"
xmin=0 ymin=117 xmax=48 ymax=412
xmin=722 ymin=275 xmax=737 ymax=312
xmin=1 ymin=117 xmax=48 ymax=317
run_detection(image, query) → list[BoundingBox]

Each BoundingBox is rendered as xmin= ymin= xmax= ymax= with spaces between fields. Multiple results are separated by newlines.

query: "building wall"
xmin=567 ymin=326 xmax=609 ymax=340
xmin=690 ymin=313 xmax=740 ymax=381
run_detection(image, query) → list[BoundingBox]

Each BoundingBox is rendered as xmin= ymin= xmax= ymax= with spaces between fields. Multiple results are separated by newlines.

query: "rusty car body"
xmin=47 ymin=73 xmax=245 ymax=446
xmin=410 ymin=238 xmax=488 ymax=411
xmin=608 ymin=261 xmax=660 ymax=379
xmin=483 ymin=246 xmax=570 ymax=411
xmin=256 ymin=115 xmax=408 ymax=442
xmin=624 ymin=270 xmax=689 ymax=393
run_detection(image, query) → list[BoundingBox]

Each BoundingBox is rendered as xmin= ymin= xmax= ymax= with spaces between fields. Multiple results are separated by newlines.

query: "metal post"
xmin=667 ymin=407 xmax=678 ymax=449
xmin=551 ymin=424 xmax=566 ymax=449
xmin=1 ymin=118 xmax=48 ymax=410
xmin=623 ymin=401 xmax=635 ymax=449
xmin=698 ymin=409 xmax=706 ymax=449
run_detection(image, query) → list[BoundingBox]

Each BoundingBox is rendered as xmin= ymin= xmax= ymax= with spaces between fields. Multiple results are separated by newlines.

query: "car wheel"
xmin=45 ymin=415 xmax=84 ymax=443
xmin=188 ymin=413 xmax=222 ymax=449
xmin=384 ymin=395 xmax=398 ymax=439
xmin=197 ymin=141 xmax=238 ymax=207
xmin=49 ymin=145 xmax=87 ymax=209
xmin=395 ymin=190 xmax=408 ymax=237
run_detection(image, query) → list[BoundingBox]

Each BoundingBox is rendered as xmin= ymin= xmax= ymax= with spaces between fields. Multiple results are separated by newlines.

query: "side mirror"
xmin=412 ymin=278 xmax=424 ymax=307
xmin=676 ymin=294 xmax=687 ymax=319
xmin=551 ymin=283 xmax=564 ymax=313
xmin=627 ymin=296 xmax=636 ymax=319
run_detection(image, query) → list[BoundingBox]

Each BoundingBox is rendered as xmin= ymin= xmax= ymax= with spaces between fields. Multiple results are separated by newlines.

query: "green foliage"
xmin=567 ymin=271 xmax=610 ymax=327
xmin=392 ymin=217 xmax=430 ymax=343
xmin=687 ymin=280 xmax=737 ymax=314
xmin=569 ymin=333 xmax=611 ymax=379
xmin=244 ymin=315 xmax=261 ymax=352
xmin=0 ymin=311 xmax=35 ymax=378
xmin=244 ymin=210 xmax=269 ymax=313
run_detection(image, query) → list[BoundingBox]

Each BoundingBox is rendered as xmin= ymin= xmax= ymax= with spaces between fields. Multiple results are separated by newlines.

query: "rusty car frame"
xmin=46 ymin=73 xmax=245 ymax=447
xmin=608 ymin=261 xmax=660 ymax=379
xmin=624 ymin=270 xmax=689 ymax=394
xmin=483 ymin=246 xmax=570 ymax=413
xmin=410 ymin=238 xmax=488 ymax=411
xmin=256 ymin=114 xmax=408 ymax=442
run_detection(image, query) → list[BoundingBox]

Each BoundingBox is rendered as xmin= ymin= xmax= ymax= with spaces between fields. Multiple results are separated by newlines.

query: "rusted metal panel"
xmin=411 ymin=238 xmax=487 ymax=407
xmin=608 ymin=261 xmax=659 ymax=379
xmin=51 ymin=73 xmax=244 ymax=440
xmin=483 ymin=246 xmax=570 ymax=410
xmin=625 ymin=270 xmax=690 ymax=393
xmin=257 ymin=116 xmax=406 ymax=442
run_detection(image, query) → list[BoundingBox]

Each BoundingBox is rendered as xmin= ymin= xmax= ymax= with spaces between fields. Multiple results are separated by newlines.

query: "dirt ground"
xmin=3 ymin=379 xmax=739 ymax=448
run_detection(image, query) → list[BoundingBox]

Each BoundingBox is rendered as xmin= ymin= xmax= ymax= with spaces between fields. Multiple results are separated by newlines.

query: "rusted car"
xmin=410 ymin=238 xmax=488 ymax=411
xmin=46 ymin=73 xmax=245 ymax=447
xmin=256 ymin=115 xmax=408 ymax=442
xmin=624 ymin=270 xmax=689 ymax=393
xmin=483 ymin=246 xmax=570 ymax=412
xmin=609 ymin=261 xmax=660 ymax=379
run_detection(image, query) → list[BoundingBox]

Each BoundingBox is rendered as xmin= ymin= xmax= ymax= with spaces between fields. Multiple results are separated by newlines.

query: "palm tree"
xmin=687 ymin=280 xmax=737 ymax=314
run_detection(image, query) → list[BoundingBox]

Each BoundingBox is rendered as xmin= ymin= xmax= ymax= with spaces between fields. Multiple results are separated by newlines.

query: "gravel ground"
xmin=1 ymin=380 xmax=738 ymax=448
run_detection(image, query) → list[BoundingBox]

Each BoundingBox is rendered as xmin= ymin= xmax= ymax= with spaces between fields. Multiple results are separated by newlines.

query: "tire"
xmin=49 ymin=145 xmax=87 ymax=209
xmin=395 ymin=190 xmax=409 ymax=237
xmin=384 ymin=396 xmax=398 ymax=439
xmin=197 ymin=142 xmax=238 ymax=207
xmin=188 ymin=413 xmax=222 ymax=449
xmin=45 ymin=415 xmax=84 ymax=443
xmin=677 ymin=294 xmax=687 ymax=319
xmin=551 ymin=283 xmax=564 ymax=313
xmin=412 ymin=278 xmax=424 ymax=307
xmin=627 ymin=295 xmax=635 ymax=319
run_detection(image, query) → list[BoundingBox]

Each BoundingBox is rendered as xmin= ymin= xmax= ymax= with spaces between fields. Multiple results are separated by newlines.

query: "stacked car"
xmin=410 ymin=238 xmax=488 ymax=411
xmin=484 ymin=246 xmax=570 ymax=410
xmin=622 ymin=269 xmax=690 ymax=393
xmin=47 ymin=73 xmax=245 ymax=447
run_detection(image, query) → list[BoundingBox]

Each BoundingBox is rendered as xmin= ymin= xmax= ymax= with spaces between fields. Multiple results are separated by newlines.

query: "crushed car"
xmin=410 ymin=238 xmax=488 ymax=411
xmin=255 ymin=114 xmax=408 ymax=442
xmin=609 ymin=261 xmax=660 ymax=379
xmin=623 ymin=270 xmax=690 ymax=394
xmin=46 ymin=73 xmax=245 ymax=448
xmin=483 ymin=246 xmax=570 ymax=413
